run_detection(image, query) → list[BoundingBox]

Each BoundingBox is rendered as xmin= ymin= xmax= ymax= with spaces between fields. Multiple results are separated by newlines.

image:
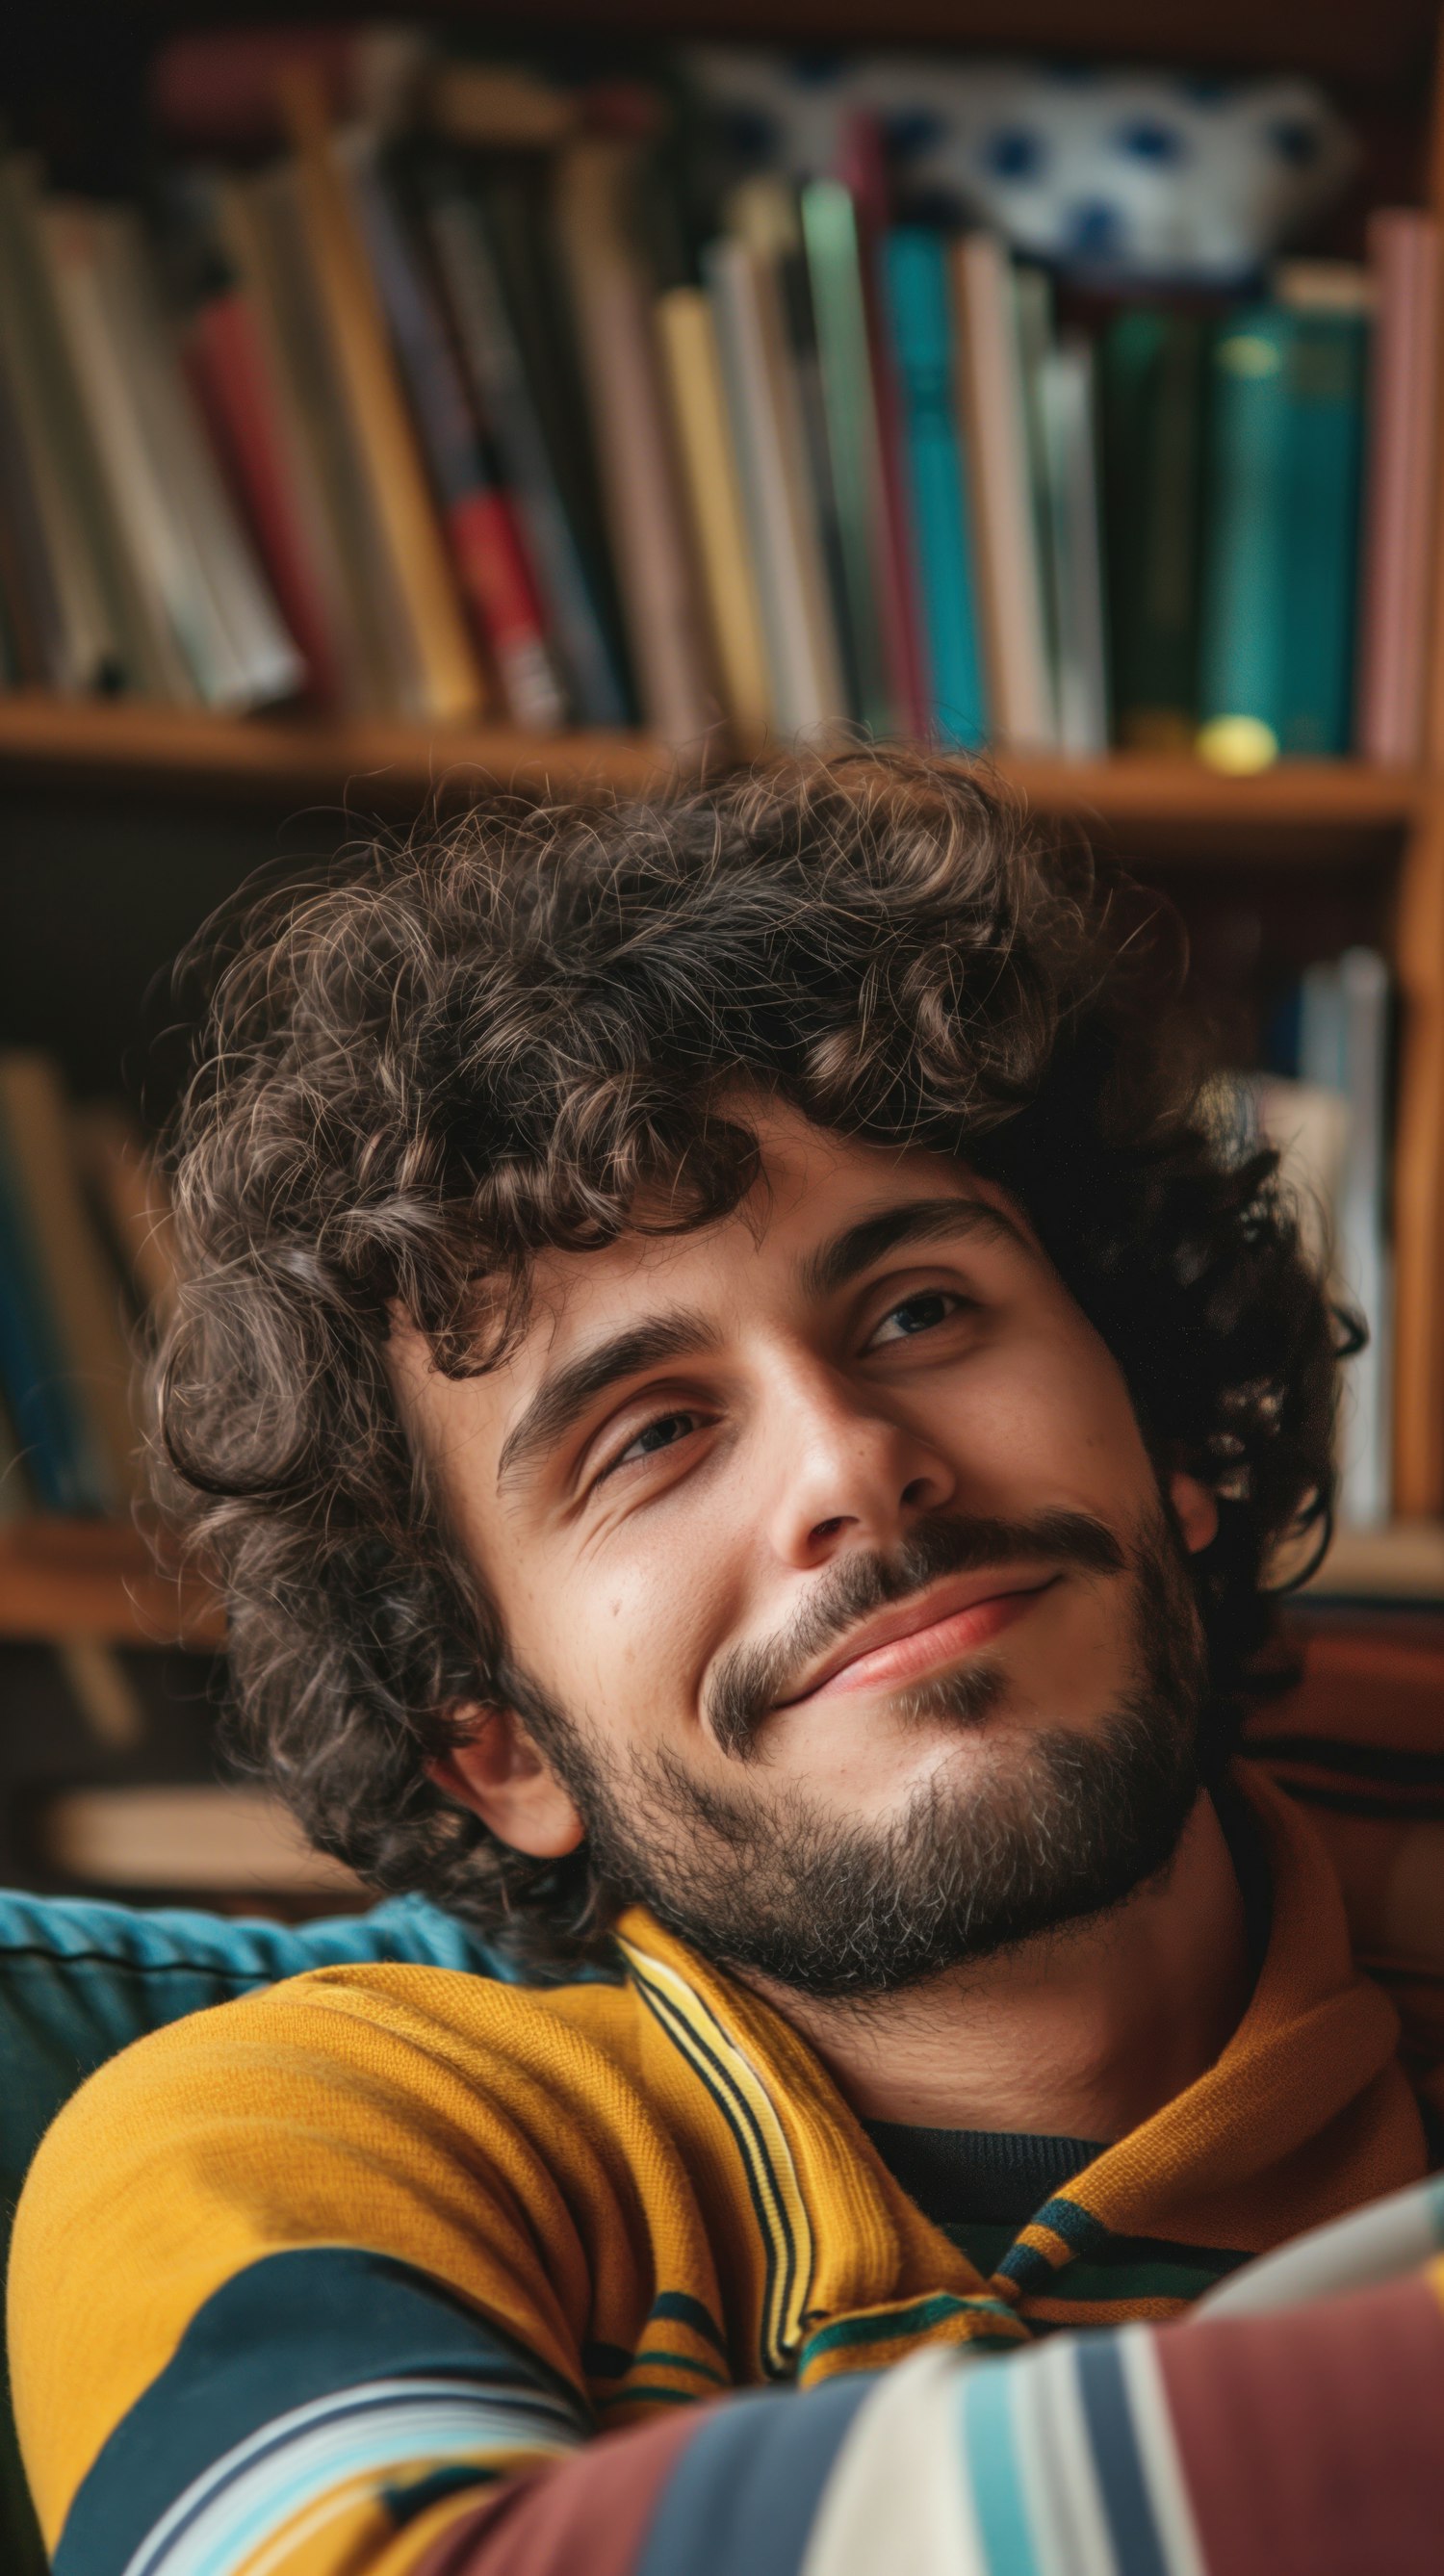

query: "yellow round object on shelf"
xmin=1196 ymin=715 xmax=1280 ymax=776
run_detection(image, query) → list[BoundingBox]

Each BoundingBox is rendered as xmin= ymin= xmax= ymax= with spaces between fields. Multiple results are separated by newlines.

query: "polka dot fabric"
xmin=688 ymin=50 xmax=1356 ymax=284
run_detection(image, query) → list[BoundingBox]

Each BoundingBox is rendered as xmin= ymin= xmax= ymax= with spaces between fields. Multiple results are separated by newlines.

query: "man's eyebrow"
xmin=800 ymin=1196 xmax=1024 ymax=1301
xmin=496 ymin=1309 xmax=721 ymax=1493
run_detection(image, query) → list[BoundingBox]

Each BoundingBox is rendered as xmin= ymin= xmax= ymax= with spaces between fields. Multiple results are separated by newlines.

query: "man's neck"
xmin=740 ymin=1791 xmax=1252 ymax=2143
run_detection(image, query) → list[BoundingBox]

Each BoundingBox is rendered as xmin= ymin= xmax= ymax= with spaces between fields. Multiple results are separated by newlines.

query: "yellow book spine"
xmin=279 ymin=70 xmax=485 ymax=724
xmin=656 ymin=287 xmax=772 ymax=747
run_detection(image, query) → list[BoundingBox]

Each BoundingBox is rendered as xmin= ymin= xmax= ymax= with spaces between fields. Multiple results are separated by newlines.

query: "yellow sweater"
xmin=10 ymin=1765 xmax=1430 ymax=2575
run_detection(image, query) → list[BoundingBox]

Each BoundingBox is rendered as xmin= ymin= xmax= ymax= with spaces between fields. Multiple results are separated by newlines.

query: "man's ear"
xmin=427 ymin=1705 xmax=585 ymax=1860
xmin=1168 ymin=1467 xmax=1220 ymax=1557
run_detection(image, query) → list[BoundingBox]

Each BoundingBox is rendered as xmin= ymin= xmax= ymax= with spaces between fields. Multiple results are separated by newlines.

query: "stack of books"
xmin=1228 ymin=946 xmax=1394 ymax=1530
xmin=0 ymin=45 xmax=1434 ymax=761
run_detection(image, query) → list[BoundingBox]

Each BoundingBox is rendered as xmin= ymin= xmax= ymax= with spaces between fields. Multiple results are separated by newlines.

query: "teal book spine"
xmin=882 ymin=228 xmax=989 ymax=750
xmin=1197 ymin=308 xmax=1294 ymax=765
xmin=1279 ymin=313 xmax=1368 ymax=756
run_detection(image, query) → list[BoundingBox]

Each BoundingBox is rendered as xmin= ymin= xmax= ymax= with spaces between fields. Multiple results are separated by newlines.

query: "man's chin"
xmin=600 ymin=1696 xmax=1201 ymax=2002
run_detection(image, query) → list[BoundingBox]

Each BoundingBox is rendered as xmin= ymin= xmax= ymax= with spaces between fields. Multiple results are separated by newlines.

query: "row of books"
xmin=0 ymin=1056 xmax=173 ymax=1521
xmin=0 ymin=55 xmax=1436 ymax=762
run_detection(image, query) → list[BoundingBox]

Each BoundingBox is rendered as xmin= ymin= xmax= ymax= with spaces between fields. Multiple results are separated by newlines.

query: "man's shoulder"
xmin=208 ymin=1949 xmax=633 ymax=2048
xmin=13 ymin=1956 xmax=651 ymax=2312
xmin=30 ymin=1955 xmax=638 ymax=2169
xmin=9 ymin=1958 xmax=650 ymax=2526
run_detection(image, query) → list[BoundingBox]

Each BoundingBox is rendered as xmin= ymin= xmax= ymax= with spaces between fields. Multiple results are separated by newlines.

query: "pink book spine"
xmin=1356 ymin=210 xmax=1440 ymax=765
xmin=838 ymin=116 xmax=931 ymax=739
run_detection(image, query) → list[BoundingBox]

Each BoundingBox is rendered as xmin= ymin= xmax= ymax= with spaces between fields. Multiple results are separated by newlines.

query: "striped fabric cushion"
xmin=1247 ymin=1614 xmax=1444 ymax=2099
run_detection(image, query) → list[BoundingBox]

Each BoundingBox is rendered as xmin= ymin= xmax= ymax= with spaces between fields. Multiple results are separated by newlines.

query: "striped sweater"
xmin=10 ymin=1765 xmax=1443 ymax=2576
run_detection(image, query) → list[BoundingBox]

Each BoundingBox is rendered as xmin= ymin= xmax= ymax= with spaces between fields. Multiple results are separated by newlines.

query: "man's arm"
xmin=401 ymin=2266 xmax=1444 ymax=2576
xmin=13 ymin=1978 xmax=1444 ymax=2576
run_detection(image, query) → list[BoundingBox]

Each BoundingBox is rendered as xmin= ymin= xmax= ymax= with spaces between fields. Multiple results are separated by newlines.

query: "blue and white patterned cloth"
xmin=688 ymin=48 xmax=1357 ymax=284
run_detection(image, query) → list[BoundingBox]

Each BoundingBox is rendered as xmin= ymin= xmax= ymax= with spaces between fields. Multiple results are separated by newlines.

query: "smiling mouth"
xmin=777 ymin=1573 xmax=1061 ymax=1710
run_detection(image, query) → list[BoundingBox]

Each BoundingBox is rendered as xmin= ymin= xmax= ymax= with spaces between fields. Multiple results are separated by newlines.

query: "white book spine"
xmin=954 ymin=234 xmax=1054 ymax=752
xmin=1037 ymin=339 xmax=1109 ymax=757
xmin=0 ymin=160 xmax=124 ymax=690
xmin=103 ymin=213 xmax=304 ymax=711
xmin=39 ymin=203 xmax=198 ymax=703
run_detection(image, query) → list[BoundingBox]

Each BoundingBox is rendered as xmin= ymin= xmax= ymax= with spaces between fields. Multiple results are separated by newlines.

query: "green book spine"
xmin=1278 ymin=313 xmax=1368 ymax=757
xmin=799 ymin=180 xmax=892 ymax=735
xmin=1101 ymin=308 xmax=1204 ymax=750
xmin=1197 ymin=308 xmax=1293 ymax=768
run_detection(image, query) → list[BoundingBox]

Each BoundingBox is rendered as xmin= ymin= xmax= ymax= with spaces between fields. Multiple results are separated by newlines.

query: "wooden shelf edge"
xmin=0 ymin=691 xmax=687 ymax=805
xmin=0 ymin=1519 xmax=224 ymax=1648
xmin=993 ymin=750 xmax=1427 ymax=830
xmin=0 ymin=693 xmax=1428 ymax=831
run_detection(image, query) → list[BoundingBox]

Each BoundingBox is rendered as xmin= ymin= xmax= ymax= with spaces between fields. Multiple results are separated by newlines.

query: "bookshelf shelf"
xmin=0 ymin=694 xmax=1426 ymax=839
xmin=991 ymin=752 xmax=1425 ymax=834
xmin=0 ymin=693 xmax=682 ymax=807
xmin=0 ymin=1519 xmax=223 ymax=1648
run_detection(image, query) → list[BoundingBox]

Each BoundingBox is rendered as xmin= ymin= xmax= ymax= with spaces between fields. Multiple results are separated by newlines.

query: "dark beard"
xmin=503 ymin=1502 xmax=1209 ymax=2001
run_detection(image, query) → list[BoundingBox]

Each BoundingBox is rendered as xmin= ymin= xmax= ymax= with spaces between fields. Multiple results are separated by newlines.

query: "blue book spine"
xmin=0 ymin=1134 xmax=106 ymax=1512
xmin=881 ymin=229 xmax=988 ymax=750
xmin=1279 ymin=312 xmax=1368 ymax=756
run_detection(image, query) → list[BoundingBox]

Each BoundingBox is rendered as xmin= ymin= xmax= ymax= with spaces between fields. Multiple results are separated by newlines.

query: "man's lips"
xmin=775 ymin=1570 xmax=1061 ymax=1709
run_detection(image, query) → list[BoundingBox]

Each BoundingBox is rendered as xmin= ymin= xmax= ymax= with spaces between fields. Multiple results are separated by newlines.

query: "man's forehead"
xmin=519 ymin=1113 xmax=1002 ymax=1334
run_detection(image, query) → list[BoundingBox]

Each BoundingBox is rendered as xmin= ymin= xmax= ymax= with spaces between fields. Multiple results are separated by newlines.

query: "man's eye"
xmin=611 ymin=1410 xmax=701 ymax=1472
xmin=867 ymin=1290 xmax=965 ymax=1349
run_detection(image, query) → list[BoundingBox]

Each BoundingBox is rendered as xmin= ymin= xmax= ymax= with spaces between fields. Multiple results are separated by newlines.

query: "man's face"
xmin=396 ymin=1101 xmax=1216 ymax=1996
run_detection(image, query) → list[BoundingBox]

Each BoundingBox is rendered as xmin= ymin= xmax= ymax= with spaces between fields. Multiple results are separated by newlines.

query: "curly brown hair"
xmin=155 ymin=750 xmax=1345 ymax=1972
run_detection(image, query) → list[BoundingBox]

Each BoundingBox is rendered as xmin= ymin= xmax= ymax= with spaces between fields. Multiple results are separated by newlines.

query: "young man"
xmin=11 ymin=755 xmax=1444 ymax=2575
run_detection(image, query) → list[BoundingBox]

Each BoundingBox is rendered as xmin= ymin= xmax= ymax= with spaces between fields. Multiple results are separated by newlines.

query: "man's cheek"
xmin=558 ymin=1576 xmax=694 ymax=1727
xmin=987 ymin=1341 xmax=1151 ymax=1499
xmin=1011 ymin=1582 xmax=1136 ymax=1715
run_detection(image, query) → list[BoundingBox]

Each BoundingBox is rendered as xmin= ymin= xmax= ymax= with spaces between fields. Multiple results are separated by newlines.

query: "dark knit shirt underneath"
xmin=864 ymin=2118 xmax=1104 ymax=2277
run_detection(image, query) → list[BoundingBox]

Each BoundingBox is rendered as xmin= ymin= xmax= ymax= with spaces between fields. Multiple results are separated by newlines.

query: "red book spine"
xmin=446 ymin=487 xmax=561 ymax=732
xmin=186 ymin=293 xmax=342 ymax=709
xmin=839 ymin=116 xmax=931 ymax=739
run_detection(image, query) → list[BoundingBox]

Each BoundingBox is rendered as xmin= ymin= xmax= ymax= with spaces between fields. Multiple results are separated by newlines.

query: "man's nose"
xmin=762 ymin=1362 xmax=957 ymax=1569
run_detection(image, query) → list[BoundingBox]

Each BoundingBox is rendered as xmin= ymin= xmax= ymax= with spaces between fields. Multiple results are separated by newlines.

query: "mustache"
xmin=706 ymin=1508 xmax=1126 ymax=1762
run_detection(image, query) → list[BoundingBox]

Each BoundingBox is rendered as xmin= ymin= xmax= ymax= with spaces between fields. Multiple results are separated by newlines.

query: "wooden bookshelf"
xmin=0 ymin=691 xmax=1427 ymax=840
xmin=6 ymin=0 xmax=1444 ymax=1524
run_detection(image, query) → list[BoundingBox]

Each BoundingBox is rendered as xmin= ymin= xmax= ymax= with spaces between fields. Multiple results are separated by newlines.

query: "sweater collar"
xmin=615 ymin=1762 xmax=1426 ymax=2367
